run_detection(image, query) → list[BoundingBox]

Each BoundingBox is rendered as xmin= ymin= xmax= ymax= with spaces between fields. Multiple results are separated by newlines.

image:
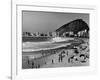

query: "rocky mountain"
xmin=56 ymin=19 xmax=89 ymax=36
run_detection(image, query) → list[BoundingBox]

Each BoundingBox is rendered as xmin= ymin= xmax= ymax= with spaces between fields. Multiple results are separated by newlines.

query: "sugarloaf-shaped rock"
xmin=56 ymin=19 xmax=89 ymax=36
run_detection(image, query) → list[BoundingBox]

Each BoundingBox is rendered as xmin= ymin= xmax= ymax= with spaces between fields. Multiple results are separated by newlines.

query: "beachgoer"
xmin=38 ymin=64 xmax=40 ymax=68
xmin=66 ymin=51 xmax=68 ymax=56
xmin=27 ymin=59 xmax=30 ymax=65
xmin=32 ymin=61 xmax=34 ymax=68
xmin=58 ymin=54 xmax=61 ymax=62
xmin=52 ymin=59 xmax=54 ymax=64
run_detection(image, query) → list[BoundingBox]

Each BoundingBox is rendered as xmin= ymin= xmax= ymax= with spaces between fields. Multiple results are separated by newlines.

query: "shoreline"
xmin=22 ymin=37 xmax=74 ymax=52
xmin=23 ymin=43 xmax=71 ymax=52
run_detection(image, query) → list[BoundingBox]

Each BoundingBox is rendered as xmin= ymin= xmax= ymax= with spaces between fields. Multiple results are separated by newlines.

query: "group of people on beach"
xmin=27 ymin=59 xmax=41 ymax=68
xmin=24 ymin=41 xmax=89 ymax=69
xmin=51 ymin=50 xmax=66 ymax=64
xmin=50 ymin=43 xmax=89 ymax=65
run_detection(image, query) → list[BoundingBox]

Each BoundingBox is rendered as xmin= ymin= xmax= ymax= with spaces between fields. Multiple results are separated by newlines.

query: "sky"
xmin=22 ymin=11 xmax=89 ymax=33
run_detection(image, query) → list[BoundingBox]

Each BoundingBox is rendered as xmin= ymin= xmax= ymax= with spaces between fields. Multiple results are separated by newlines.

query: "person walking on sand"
xmin=66 ymin=50 xmax=68 ymax=56
xmin=27 ymin=59 xmax=30 ymax=65
xmin=58 ymin=53 xmax=64 ymax=63
xmin=61 ymin=55 xmax=63 ymax=62
xmin=52 ymin=59 xmax=54 ymax=64
xmin=38 ymin=64 xmax=40 ymax=68
xmin=32 ymin=61 xmax=34 ymax=68
xmin=58 ymin=54 xmax=61 ymax=63
xmin=61 ymin=54 xmax=65 ymax=62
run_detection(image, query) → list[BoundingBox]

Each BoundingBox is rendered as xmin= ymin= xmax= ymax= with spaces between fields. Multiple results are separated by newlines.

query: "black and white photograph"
xmin=22 ymin=11 xmax=89 ymax=69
